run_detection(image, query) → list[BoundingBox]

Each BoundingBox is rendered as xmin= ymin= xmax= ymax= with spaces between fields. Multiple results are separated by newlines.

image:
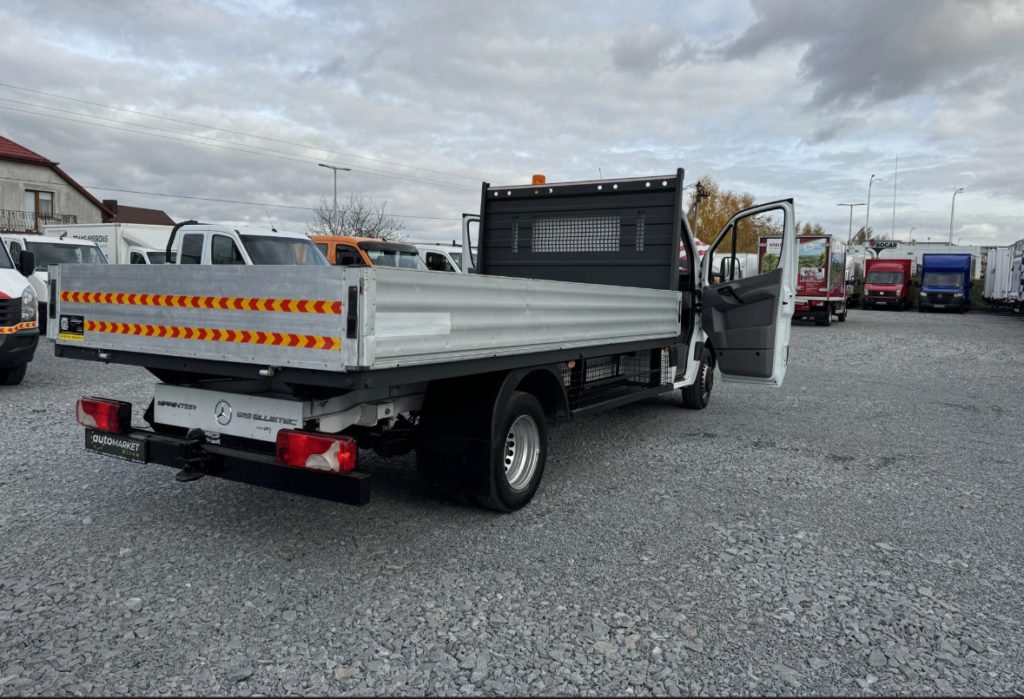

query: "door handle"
xmin=720 ymin=285 xmax=743 ymax=303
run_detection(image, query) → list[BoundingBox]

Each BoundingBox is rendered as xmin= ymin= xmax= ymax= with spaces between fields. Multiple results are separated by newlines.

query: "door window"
xmin=425 ymin=252 xmax=454 ymax=271
xmin=212 ymin=235 xmax=245 ymax=264
xmin=179 ymin=234 xmax=204 ymax=264
xmin=335 ymin=245 xmax=364 ymax=266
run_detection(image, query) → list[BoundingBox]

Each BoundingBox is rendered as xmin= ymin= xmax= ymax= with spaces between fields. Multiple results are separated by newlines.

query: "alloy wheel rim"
xmin=504 ymin=414 xmax=540 ymax=491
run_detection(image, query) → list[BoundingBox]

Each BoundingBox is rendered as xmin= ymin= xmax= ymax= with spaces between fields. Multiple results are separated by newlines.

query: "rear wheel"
xmin=681 ymin=346 xmax=714 ymax=409
xmin=0 ymin=363 xmax=27 ymax=386
xmin=837 ymin=304 xmax=848 ymax=322
xmin=815 ymin=308 xmax=831 ymax=326
xmin=476 ymin=391 xmax=547 ymax=512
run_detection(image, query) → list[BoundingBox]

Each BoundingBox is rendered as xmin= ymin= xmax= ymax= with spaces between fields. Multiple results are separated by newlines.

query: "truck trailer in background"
xmin=863 ymin=258 xmax=913 ymax=310
xmin=760 ymin=234 xmax=847 ymax=326
xmin=983 ymin=246 xmax=1013 ymax=310
xmin=919 ymin=253 xmax=972 ymax=313
xmin=1010 ymin=239 xmax=1024 ymax=314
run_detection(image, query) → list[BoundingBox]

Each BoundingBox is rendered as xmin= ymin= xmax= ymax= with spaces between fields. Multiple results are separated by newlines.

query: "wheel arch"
xmin=504 ymin=366 xmax=569 ymax=425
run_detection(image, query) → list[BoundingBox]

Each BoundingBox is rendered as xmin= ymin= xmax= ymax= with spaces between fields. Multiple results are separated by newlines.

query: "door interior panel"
xmin=701 ymin=267 xmax=783 ymax=377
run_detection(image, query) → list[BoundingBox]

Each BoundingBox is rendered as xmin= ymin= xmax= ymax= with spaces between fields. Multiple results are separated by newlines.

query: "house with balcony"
xmin=0 ymin=134 xmax=114 ymax=232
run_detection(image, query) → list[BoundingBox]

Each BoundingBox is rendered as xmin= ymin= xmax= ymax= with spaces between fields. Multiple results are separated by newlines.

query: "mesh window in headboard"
xmin=531 ymin=215 xmax=621 ymax=253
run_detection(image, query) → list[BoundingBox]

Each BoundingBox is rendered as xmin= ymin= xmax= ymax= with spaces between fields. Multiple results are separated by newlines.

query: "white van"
xmin=414 ymin=242 xmax=464 ymax=273
xmin=0 ymin=242 xmax=39 ymax=386
xmin=2 ymin=233 xmax=107 ymax=333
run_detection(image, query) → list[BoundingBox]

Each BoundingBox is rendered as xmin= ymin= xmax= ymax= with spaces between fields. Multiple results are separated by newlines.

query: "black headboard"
xmin=476 ymin=169 xmax=684 ymax=291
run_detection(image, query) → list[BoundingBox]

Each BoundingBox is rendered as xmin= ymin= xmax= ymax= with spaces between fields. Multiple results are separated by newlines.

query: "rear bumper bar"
xmin=84 ymin=427 xmax=371 ymax=505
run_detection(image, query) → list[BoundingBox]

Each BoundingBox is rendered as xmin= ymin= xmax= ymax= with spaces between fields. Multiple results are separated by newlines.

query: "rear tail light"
xmin=276 ymin=430 xmax=357 ymax=474
xmin=76 ymin=397 xmax=132 ymax=433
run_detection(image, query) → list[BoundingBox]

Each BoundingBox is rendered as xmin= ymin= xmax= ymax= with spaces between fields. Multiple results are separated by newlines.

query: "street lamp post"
xmin=837 ymin=202 xmax=866 ymax=247
xmin=948 ymin=187 xmax=964 ymax=245
xmin=865 ymin=174 xmax=881 ymax=239
xmin=908 ymin=226 xmax=915 ymax=243
xmin=318 ymin=163 xmax=352 ymax=230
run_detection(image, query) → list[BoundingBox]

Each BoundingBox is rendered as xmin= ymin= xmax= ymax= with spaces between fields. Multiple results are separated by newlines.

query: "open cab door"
xmin=698 ymin=200 xmax=797 ymax=386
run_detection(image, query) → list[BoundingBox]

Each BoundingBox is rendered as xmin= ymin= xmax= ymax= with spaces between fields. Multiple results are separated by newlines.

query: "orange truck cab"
xmin=311 ymin=236 xmax=427 ymax=270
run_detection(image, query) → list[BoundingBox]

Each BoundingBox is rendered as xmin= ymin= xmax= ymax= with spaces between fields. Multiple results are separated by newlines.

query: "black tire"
xmin=0 ymin=363 xmax=27 ymax=386
xmin=681 ymin=346 xmax=714 ymax=410
xmin=837 ymin=304 xmax=848 ymax=322
xmin=476 ymin=391 xmax=547 ymax=513
xmin=815 ymin=308 xmax=831 ymax=326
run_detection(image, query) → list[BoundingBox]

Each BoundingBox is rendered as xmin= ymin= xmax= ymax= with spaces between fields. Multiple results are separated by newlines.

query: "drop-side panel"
xmin=51 ymin=265 xmax=356 ymax=371
xmin=362 ymin=267 xmax=681 ymax=369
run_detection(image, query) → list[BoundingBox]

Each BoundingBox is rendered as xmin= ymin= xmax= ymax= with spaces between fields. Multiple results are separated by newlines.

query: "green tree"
xmin=688 ymin=176 xmax=822 ymax=253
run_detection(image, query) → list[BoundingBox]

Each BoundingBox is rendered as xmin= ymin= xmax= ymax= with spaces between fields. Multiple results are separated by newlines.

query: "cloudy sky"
xmin=2 ymin=0 xmax=1022 ymax=246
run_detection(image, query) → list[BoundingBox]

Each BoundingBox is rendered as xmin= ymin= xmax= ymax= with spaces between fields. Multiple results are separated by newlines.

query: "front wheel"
xmin=681 ymin=346 xmax=714 ymax=409
xmin=477 ymin=391 xmax=547 ymax=512
xmin=837 ymin=304 xmax=848 ymax=322
xmin=0 ymin=363 xmax=27 ymax=386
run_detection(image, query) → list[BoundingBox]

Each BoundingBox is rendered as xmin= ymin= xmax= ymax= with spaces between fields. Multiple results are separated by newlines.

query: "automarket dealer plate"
xmin=85 ymin=428 xmax=148 ymax=464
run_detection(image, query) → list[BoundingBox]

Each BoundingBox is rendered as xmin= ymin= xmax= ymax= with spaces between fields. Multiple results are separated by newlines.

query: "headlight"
xmin=21 ymin=285 xmax=37 ymax=322
xmin=952 ymin=292 xmax=964 ymax=298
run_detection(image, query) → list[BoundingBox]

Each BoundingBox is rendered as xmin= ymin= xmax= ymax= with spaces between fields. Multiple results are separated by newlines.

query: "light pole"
xmin=908 ymin=226 xmax=915 ymax=243
xmin=948 ymin=186 xmax=964 ymax=245
xmin=837 ymin=202 xmax=866 ymax=247
xmin=318 ymin=163 xmax=352 ymax=229
xmin=865 ymin=174 xmax=882 ymax=239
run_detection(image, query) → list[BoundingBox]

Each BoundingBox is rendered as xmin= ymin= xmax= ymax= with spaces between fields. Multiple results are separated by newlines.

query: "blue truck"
xmin=918 ymin=253 xmax=972 ymax=313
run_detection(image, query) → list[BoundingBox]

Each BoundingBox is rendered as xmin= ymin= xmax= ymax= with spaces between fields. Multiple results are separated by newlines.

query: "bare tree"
xmin=307 ymin=193 xmax=407 ymax=240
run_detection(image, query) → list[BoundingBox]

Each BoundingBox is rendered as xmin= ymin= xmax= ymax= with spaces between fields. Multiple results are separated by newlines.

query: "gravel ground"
xmin=1 ymin=307 xmax=1023 ymax=696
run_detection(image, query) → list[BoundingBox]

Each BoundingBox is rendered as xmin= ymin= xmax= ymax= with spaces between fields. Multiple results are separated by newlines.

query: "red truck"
xmin=759 ymin=234 xmax=848 ymax=326
xmin=863 ymin=258 xmax=913 ymax=310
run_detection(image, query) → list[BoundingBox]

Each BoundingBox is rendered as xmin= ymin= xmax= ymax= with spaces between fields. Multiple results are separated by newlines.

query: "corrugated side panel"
xmin=53 ymin=265 xmax=357 ymax=371
xmin=362 ymin=267 xmax=681 ymax=369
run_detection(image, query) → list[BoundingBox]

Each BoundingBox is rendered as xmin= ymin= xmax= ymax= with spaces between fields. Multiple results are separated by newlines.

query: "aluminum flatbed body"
xmin=49 ymin=264 xmax=682 ymax=374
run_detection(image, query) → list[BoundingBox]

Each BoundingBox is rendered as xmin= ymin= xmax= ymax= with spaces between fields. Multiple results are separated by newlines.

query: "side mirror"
xmin=17 ymin=250 xmax=35 ymax=277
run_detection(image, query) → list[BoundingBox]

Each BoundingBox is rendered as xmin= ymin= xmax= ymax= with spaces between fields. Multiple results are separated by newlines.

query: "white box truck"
xmin=41 ymin=223 xmax=174 ymax=264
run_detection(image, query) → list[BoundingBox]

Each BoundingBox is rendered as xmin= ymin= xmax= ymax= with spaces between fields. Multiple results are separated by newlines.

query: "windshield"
xmin=922 ymin=272 xmax=962 ymax=287
xmin=0 ymin=243 xmax=12 ymax=269
xmin=364 ymin=248 xmax=427 ymax=269
xmin=866 ymin=270 xmax=903 ymax=285
xmin=238 ymin=235 xmax=328 ymax=265
xmin=25 ymin=241 xmax=107 ymax=265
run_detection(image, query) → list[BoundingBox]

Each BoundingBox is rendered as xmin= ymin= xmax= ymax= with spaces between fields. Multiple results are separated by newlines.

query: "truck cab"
xmin=311 ymin=235 xmax=427 ymax=269
xmin=863 ymin=258 xmax=912 ymax=310
xmin=919 ymin=253 xmax=972 ymax=313
xmin=0 ymin=242 xmax=39 ymax=386
xmin=169 ymin=223 xmax=328 ymax=266
xmin=2 ymin=233 xmax=106 ymax=333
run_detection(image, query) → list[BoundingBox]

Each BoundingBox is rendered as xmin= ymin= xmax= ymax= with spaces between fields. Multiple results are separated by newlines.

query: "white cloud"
xmin=0 ymin=0 xmax=1020 ymax=245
